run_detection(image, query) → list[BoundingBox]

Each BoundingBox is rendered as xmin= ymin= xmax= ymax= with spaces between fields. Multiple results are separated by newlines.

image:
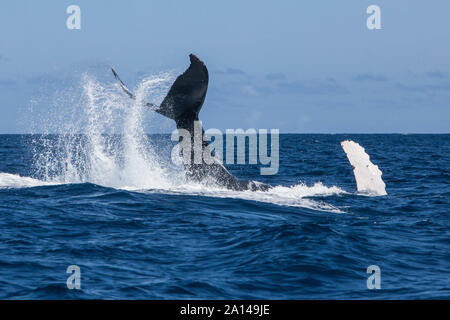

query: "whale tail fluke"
xmin=111 ymin=55 xmax=269 ymax=192
xmin=111 ymin=68 xmax=135 ymax=99
xmin=112 ymin=54 xmax=208 ymax=125
xmin=157 ymin=54 xmax=209 ymax=124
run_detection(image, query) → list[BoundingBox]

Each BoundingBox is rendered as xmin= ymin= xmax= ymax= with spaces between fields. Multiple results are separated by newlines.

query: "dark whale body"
xmin=112 ymin=54 xmax=269 ymax=192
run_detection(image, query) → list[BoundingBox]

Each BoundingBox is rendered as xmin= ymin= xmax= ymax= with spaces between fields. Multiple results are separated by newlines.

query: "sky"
xmin=0 ymin=0 xmax=449 ymax=133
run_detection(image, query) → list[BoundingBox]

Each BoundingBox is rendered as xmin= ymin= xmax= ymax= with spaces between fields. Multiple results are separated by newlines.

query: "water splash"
xmin=0 ymin=173 xmax=57 ymax=189
xmin=32 ymin=72 xmax=176 ymax=189
xmin=13 ymin=73 xmax=348 ymax=212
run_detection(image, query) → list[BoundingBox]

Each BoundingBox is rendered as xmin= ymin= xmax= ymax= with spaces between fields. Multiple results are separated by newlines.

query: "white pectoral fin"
xmin=340 ymin=140 xmax=387 ymax=196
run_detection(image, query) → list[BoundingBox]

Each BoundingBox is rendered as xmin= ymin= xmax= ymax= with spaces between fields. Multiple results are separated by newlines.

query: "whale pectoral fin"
xmin=341 ymin=140 xmax=387 ymax=196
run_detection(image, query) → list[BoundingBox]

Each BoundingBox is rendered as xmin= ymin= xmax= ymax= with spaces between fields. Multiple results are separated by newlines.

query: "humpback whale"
xmin=112 ymin=54 xmax=270 ymax=191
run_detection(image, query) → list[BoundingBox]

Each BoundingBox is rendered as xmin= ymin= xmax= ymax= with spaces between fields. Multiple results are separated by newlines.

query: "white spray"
xmin=0 ymin=73 xmax=348 ymax=212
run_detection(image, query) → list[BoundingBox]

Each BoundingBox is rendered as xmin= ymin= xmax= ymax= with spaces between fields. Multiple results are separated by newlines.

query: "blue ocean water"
xmin=0 ymin=134 xmax=448 ymax=299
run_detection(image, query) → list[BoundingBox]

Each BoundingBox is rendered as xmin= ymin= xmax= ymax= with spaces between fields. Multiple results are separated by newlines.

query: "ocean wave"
xmin=0 ymin=173 xmax=58 ymax=189
xmin=0 ymin=171 xmax=345 ymax=212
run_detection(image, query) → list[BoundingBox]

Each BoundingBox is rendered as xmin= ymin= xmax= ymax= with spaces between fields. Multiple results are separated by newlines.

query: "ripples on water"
xmin=0 ymin=75 xmax=448 ymax=299
xmin=0 ymin=134 xmax=448 ymax=299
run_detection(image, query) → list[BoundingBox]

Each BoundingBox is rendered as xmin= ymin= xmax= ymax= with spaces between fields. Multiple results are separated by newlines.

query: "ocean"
xmin=0 ymin=133 xmax=448 ymax=299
